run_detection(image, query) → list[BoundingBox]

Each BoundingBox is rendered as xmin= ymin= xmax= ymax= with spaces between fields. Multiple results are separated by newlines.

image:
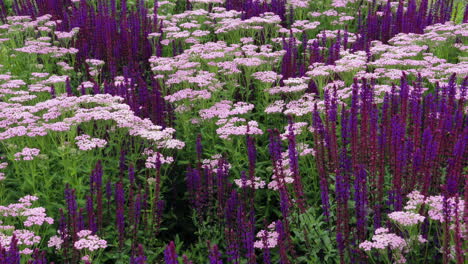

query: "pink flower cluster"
xmin=267 ymin=158 xmax=295 ymax=191
xmin=359 ymin=227 xmax=407 ymax=251
xmin=75 ymin=134 xmax=107 ymax=151
xmin=85 ymin=59 xmax=105 ymax=67
xmin=251 ymin=71 xmax=282 ymax=83
xmin=164 ymin=88 xmax=211 ymax=103
xmin=85 ymin=59 xmax=105 ymax=77
xmin=295 ymin=143 xmax=316 ymax=156
xmin=0 ymin=94 xmax=184 ymax=151
xmin=0 ymin=196 xmax=53 ymax=255
xmin=15 ymin=44 xmax=78 ymax=57
xmin=0 ymin=229 xmax=41 ymax=254
xmin=0 ymin=195 xmax=50 ymax=221
xmin=55 ymin=27 xmax=79 ymax=39
xmin=73 ymin=230 xmax=107 ymax=251
xmin=388 ymin=211 xmax=425 ymax=226
xmin=48 ymin=235 xmax=64 ymax=250
xmin=28 ymin=84 xmax=51 ymax=92
xmin=404 ymin=190 xmax=465 ymax=223
xmin=254 ymin=223 xmax=279 ymax=249
xmin=234 ymin=177 xmax=266 ymax=189
xmin=215 ymin=117 xmax=263 ymax=140
xmin=14 ymin=147 xmax=40 ymax=161
xmin=268 ymin=77 xmax=310 ymax=95
xmin=425 ymin=195 xmax=464 ymax=223
xmin=0 ymin=160 xmax=7 ymax=181
xmin=361 ymin=190 xmax=466 ymax=262
xmin=280 ymin=122 xmax=308 ymax=140
xmin=199 ymin=100 xmax=254 ymax=119
xmin=360 ymin=228 xmax=410 ymax=264
xmin=21 ymin=207 xmax=54 ymax=227
xmin=268 ymin=146 xmax=314 ymax=190
xmin=266 ymin=94 xmax=322 ymax=117
xmin=403 ymin=190 xmax=426 ymax=210
xmin=201 ymin=154 xmax=232 ymax=171
xmin=145 ymin=152 xmax=174 ymax=169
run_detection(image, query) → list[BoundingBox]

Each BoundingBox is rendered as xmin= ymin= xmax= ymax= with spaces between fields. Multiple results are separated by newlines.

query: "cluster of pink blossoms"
xmin=267 ymin=147 xmax=314 ymax=191
xmin=268 ymin=77 xmax=309 ymax=95
xmin=21 ymin=206 xmax=54 ymax=227
xmin=197 ymin=100 xmax=263 ymax=140
xmin=254 ymin=223 xmax=279 ymax=249
xmin=85 ymin=59 xmax=105 ymax=77
xmin=251 ymin=71 xmax=282 ymax=83
xmin=54 ymin=27 xmax=80 ymax=39
xmin=201 ymin=154 xmax=232 ymax=172
xmin=234 ymin=177 xmax=266 ymax=189
xmin=75 ymin=134 xmax=107 ymax=151
xmin=280 ymin=122 xmax=308 ymax=140
xmin=47 ymin=234 xmax=64 ymax=250
xmin=0 ymin=196 xmax=53 ymax=255
xmin=388 ymin=211 xmax=425 ymax=226
xmin=0 ymin=160 xmax=7 ymax=180
xmin=199 ymin=100 xmax=254 ymax=120
xmin=403 ymin=190 xmax=465 ymax=223
xmin=0 ymin=195 xmax=52 ymax=224
xmin=361 ymin=190 xmax=466 ymax=262
xmin=73 ymin=230 xmax=107 ymax=251
xmin=145 ymin=152 xmax=174 ymax=169
xmin=164 ymin=88 xmax=211 ymax=103
xmin=0 ymin=94 xmax=184 ymax=150
xmin=425 ymin=195 xmax=464 ymax=223
xmin=0 ymin=229 xmax=41 ymax=254
xmin=13 ymin=147 xmax=40 ymax=161
xmin=359 ymin=227 xmax=407 ymax=251
xmin=215 ymin=118 xmax=263 ymax=140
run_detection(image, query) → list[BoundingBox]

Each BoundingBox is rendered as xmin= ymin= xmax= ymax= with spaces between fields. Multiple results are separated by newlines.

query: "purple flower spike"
xmin=115 ymin=181 xmax=125 ymax=249
xmin=164 ymin=241 xmax=178 ymax=264
xmin=209 ymin=244 xmax=223 ymax=264
xmin=130 ymin=244 xmax=147 ymax=264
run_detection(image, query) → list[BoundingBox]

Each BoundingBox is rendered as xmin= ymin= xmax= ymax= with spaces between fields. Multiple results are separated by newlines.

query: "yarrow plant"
xmin=75 ymin=135 xmax=107 ymax=151
xmin=13 ymin=148 xmax=40 ymax=161
xmin=360 ymin=191 xmax=466 ymax=263
xmin=359 ymin=227 xmax=408 ymax=263
xmin=253 ymin=223 xmax=279 ymax=249
xmin=0 ymin=196 xmax=53 ymax=258
xmin=73 ymin=230 xmax=107 ymax=263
